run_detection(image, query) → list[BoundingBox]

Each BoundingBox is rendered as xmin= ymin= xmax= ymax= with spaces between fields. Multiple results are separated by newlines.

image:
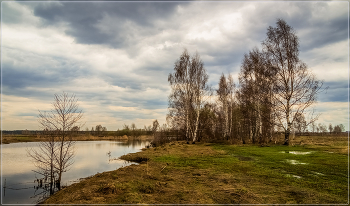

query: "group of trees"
xmin=165 ymin=46 xmax=204 ymax=143
xmin=167 ymin=49 xmax=212 ymax=144
xmin=68 ymin=123 xmax=159 ymax=137
xmin=308 ymin=122 xmax=345 ymax=134
xmin=88 ymin=124 xmax=107 ymax=136
xmin=167 ymin=19 xmax=325 ymax=145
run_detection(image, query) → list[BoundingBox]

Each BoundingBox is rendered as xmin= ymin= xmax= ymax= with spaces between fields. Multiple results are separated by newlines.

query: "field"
xmin=42 ymin=135 xmax=348 ymax=204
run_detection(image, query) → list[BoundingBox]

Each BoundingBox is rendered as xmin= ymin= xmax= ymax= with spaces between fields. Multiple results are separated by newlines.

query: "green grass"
xmin=44 ymin=139 xmax=348 ymax=204
xmin=211 ymin=144 xmax=348 ymax=200
xmin=153 ymin=143 xmax=347 ymax=203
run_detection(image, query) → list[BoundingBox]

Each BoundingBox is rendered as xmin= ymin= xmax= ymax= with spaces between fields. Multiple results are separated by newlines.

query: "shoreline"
xmin=1 ymin=135 xmax=154 ymax=145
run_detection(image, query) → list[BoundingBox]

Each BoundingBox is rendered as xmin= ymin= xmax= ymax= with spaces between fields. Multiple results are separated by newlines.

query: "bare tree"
xmin=27 ymin=130 xmax=58 ymax=195
xmin=227 ymin=74 xmax=237 ymax=140
xmin=238 ymin=48 xmax=277 ymax=144
xmin=95 ymin=125 xmax=103 ymax=136
xmin=328 ymin=123 xmax=333 ymax=134
xmin=190 ymin=52 xmax=211 ymax=143
xmin=310 ymin=121 xmax=316 ymax=133
xmin=130 ymin=123 xmax=141 ymax=138
xmin=28 ymin=92 xmax=83 ymax=192
xmin=168 ymin=49 xmax=211 ymax=143
xmin=333 ymin=124 xmax=345 ymax=134
xmin=131 ymin=123 xmax=136 ymax=131
xmin=217 ymin=74 xmax=229 ymax=139
xmin=262 ymin=19 xmax=324 ymax=145
xmin=152 ymin=119 xmax=159 ymax=139
xmin=339 ymin=124 xmax=345 ymax=132
xmin=318 ymin=123 xmax=328 ymax=135
xmin=168 ymin=49 xmax=193 ymax=142
xmin=123 ymin=124 xmax=130 ymax=130
xmin=102 ymin=126 xmax=107 ymax=136
xmin=91 ymin=127 xmax=95 ymax=135
xmin=294 ymin=112 xmax=307 ymax=134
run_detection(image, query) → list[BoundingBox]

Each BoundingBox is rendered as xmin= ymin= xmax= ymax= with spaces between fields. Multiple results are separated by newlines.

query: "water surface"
xmin=1 ymin=140 xmax=149 ymax=204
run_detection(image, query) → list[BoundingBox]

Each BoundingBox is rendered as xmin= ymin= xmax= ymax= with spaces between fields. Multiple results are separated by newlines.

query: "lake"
xmin=1 ymin=140 xmax=150 ymax=204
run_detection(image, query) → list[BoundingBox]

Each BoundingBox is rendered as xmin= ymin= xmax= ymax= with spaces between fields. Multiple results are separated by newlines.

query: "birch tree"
xmin=217 ymin=74 xmax=229 ymax=139
xmin=190 ymin=53 xmax=211 ymax=143
xmin=168 ymin=49 xmax=193 ymax=142
xmin=227 ymin=74 xmax=236 ymax=139
xmin=262 ymin=19 xmax=324 ymax=145
xmin=168 ymin=49 xmax=211 ymax=143
xmin=239 ymin=48 xmax=277 ymax=143
xmin=328 ymin=123 xmax=333 ymax=134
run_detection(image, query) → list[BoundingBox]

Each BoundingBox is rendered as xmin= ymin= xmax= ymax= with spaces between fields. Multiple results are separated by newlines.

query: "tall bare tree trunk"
xmin=193 ymin=106 xmax=200 ymax=143
xmin=186 ymin=100 xmax=190 ymax=143
xmin=284 ymin=101 xmax=291 ymax=145
xmin=225 ymin=99 xmax=228 ymax=140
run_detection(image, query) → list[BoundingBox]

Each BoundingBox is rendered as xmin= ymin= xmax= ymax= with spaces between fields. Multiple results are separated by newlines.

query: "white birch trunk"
xmin=193 ymin=107 xmax=200 ymax=142
xmin=225 ymin=99 xmax=228 ymax=139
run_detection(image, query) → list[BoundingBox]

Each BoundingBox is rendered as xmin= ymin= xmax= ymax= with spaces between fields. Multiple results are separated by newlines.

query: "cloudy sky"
xmin=1 ymin=1 xmax=348 ymax=131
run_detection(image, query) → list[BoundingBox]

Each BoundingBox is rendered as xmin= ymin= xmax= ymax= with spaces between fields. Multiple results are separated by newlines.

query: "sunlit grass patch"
xmin=211 ymin=144 xmax=347 ymax=201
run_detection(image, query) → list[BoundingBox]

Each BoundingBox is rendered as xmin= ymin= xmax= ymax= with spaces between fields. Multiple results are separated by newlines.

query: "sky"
xmin=1 ymin=1 xmax=348 ymax=131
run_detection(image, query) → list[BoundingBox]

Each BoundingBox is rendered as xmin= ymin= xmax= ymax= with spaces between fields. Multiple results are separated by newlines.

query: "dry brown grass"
xmin=1 ymin=135 xmax=41 ymax=144
xmin=290 ymin=134 xmax=348 ymax=154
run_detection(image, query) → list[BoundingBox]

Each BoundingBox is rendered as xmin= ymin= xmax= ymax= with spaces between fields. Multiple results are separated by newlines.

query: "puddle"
xmin=281 ymin=151 xmax=313 ymax=155
xmin=311 ymin=171 xmax=325 ymax=176
xmin=286 ymin=174 xmax=302 ymax=179
xmin=285 ymin=159 xmax=308 ymax=165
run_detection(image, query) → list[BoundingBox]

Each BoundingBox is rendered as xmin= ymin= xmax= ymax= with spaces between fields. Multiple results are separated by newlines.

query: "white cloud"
xmin=301 ymin=40 xmax=348 ymax=82
xmin=313 ymin=102 xmax=348 ymax=130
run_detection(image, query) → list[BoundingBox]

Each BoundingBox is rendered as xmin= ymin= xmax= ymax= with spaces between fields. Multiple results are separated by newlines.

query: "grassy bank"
xmin=43 ymin=135 xmax=348 ymax=204
xmin=1 ymin=135 xmax=153 ymax=144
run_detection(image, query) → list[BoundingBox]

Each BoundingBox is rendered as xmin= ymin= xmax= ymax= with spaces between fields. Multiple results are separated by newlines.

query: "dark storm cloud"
xmin=112 ymin=111 xmax=152 ymax=120
xmin=143 ymin=99 xmax=168 ymax=108
xmin=238 ymin=2 xmax=348 ymax=52
xmin=103 ymin=73 xmax=144 ymax=91
xmin=133 ymin=66 xmax=172 ymax=87
xmin=282 ymin=3 xmax=348 ymax=51
xmin=31 ymin=2 xmax=186 ymax=48
xmin=205 ymin=50 xmax=243 ymax=70
xmin=1 ymin=57 xmax=93 ymax=101
xmin=2 ymin=59 xmax=89 ymax=89
xmin=3 ymin=63 xmax=62 ymax=89
xmin=318 ymin=81 xmax=348 ymax=102
xmin=298 ymin=17 xmax=348 ymax=51
xmin=121 ymin=94 xmax=168 ymax=108
xmin=2 ymin=2 xmax=24 ymax=24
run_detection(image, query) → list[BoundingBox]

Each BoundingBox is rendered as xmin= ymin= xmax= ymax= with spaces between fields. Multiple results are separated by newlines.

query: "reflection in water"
xmin=1 ymin=140 xmax=149 ymax=204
